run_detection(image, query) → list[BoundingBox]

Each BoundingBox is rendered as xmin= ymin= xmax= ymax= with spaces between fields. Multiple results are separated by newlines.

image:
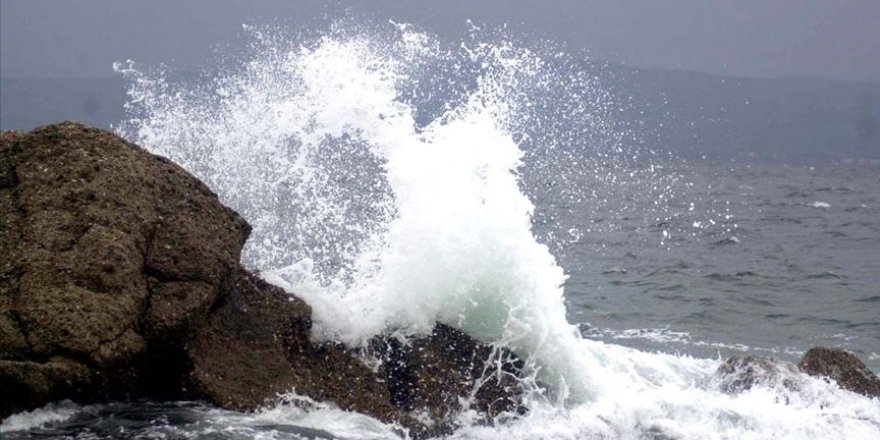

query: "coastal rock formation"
xmin=371 ymin=323 xmax=526 ymax=433
xmin=714 ymin=349 xmax=880 ymax=398
xmin=798 ymin=347 xmax=880 ymax=398
xmin=184 ymin=267 xmax=409 ymax=425
xmin=0 ymin=122 xmax=525 ymax=436
xmin=1 ymin=121 xmax=250 ymax=416
xmin=714 ymin=356 xmax=799 ymax=394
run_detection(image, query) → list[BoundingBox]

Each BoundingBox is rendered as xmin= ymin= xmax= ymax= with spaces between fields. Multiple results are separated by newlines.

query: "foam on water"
xmin=0 ymin=401 xmax=80 ymax=433
xmin=113 ymin=20 xmax=880 ymax=439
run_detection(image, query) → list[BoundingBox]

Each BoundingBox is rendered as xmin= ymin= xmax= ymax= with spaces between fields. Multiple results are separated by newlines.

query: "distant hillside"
xmin=2 ymin=68 xmax=878 ymax=163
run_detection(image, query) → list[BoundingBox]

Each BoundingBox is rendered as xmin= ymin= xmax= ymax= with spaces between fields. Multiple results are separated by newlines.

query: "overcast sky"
xmin=1 ymin=0 xmax=878 ymax=81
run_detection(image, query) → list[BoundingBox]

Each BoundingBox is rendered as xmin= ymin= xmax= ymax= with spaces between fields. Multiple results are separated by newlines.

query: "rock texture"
xmin=714 ymin=348 xmax=880 ymax=399
xmin=0 ymin=122 xmax=526 ymax=436
xmin=371 ymin=324 xmax=527 ymax=435
xmin=714 ymin=356 xmax=799 ymax=394
xmin=1 ymin=121 xmax=250 ymax=416
xmin=184 ymin=268 xmax=410 ymax=426
xmin=798 ymin=347 xmax=880 ymax=398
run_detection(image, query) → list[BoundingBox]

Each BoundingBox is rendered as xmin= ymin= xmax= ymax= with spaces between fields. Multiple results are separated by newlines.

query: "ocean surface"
xmin=537 ymin=162 xmax=880 ymax=370
xmin=3 ymin=20 xmax=879 ymax=440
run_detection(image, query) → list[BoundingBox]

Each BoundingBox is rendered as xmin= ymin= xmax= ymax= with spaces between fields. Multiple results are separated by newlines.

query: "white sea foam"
xmin=115 ymin=21 xmax=880 ymax=439
xmin=582 ymin=325 xmax=808 ymax=358
xmin=203 ymin=392 xmax=404 ymax=440
xmin=0 ymin=401 xmax=80 ymax=433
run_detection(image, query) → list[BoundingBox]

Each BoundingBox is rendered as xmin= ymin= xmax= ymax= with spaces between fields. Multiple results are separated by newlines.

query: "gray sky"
xmin=1 ymin=0 xmax=878 ymax=81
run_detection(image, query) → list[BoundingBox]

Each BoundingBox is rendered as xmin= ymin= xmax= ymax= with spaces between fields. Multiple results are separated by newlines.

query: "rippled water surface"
xmin=540 ymin=163 xmax=880 ymax=369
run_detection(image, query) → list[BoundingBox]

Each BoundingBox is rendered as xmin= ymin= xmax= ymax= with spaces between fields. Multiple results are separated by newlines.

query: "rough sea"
xmin=3 ymin=20 xmax=879 ymax=440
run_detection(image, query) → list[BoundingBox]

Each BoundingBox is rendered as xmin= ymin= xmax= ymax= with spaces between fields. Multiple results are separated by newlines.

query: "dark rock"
xmin=185 ymin=268 xmax=415 ymax=427
xmin=717 ymin=349 xmax=880 ymax=399
xmin=714 ymin=355 xmax=799 ymax=394
xmin=372 ymin=323 xmax=527 ymax=433
xmin=0 ymin=357 xmax=91 ymax=419
xmin=798 ymin=347 xmax=880 ymax=397
xmin=0 ymin=122 xmax=525 ymax=436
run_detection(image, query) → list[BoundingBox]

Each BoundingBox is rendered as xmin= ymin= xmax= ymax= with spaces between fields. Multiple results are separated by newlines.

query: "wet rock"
xmin=798 ymin=347 xmax=880 ymax=397
xmin=0 ymin=122 xmax=249 ymax=416
xmin=714 ymin=355 xmax=799 ymax=394
xmin=0 ymin=122 xmax=525 ymax=436
xmin=0 ymin=357 xmax=91 ymax=419
xmin=185 ymin=268 xmax=413 ymax=428
xmin=372 ymin=323 xmax=527 ymax=433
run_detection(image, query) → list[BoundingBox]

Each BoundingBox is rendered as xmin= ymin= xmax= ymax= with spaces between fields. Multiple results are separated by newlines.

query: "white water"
xmin=0 ymin=401 xmax=80 ymax=433
xmin=112 ymin=21 xmax=880 ymax=440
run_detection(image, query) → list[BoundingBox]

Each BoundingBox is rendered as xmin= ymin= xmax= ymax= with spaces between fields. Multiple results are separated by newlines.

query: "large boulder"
xmin=1 ymin=122 xmax=250 ymax=416
xmin=798 ymin=347 xmax=880 ymax=398
xmin=0 ymin=122 xmax=526 ymax=436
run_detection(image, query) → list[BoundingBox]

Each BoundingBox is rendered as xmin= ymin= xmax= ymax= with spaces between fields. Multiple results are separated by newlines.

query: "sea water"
xmin=3 ymin=20 xmax=878 ymax=440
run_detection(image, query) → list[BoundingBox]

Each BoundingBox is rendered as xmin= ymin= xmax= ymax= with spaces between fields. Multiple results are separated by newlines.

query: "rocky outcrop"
xmin=714 ymin=356 xmax=799 ymax=394
xmin=714 ymin=348 xmax=879 ymax=398
xmin=0 ymin=122 xmax=526 ymax=436
xmin=1 ymin=121 xmax=250 ymax=416
xmin=184 ymin=268 xmax=411 ymax=426
xmin=798 ymin=347 xmax=880 ymax=398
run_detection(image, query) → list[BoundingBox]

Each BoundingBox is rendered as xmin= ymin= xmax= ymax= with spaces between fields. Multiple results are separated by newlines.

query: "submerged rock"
xmin=798 ymin=347 xmax=880 ymax=398
xmin=0 ymin=122 xmax=525 ymax=435
xmin=714 ymin=355 xmax=800 ymax=394
xmin=715 ymin=349 xmax=880 ymax=399
xmin=371 ymin=323 xmax=527 ymax=434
